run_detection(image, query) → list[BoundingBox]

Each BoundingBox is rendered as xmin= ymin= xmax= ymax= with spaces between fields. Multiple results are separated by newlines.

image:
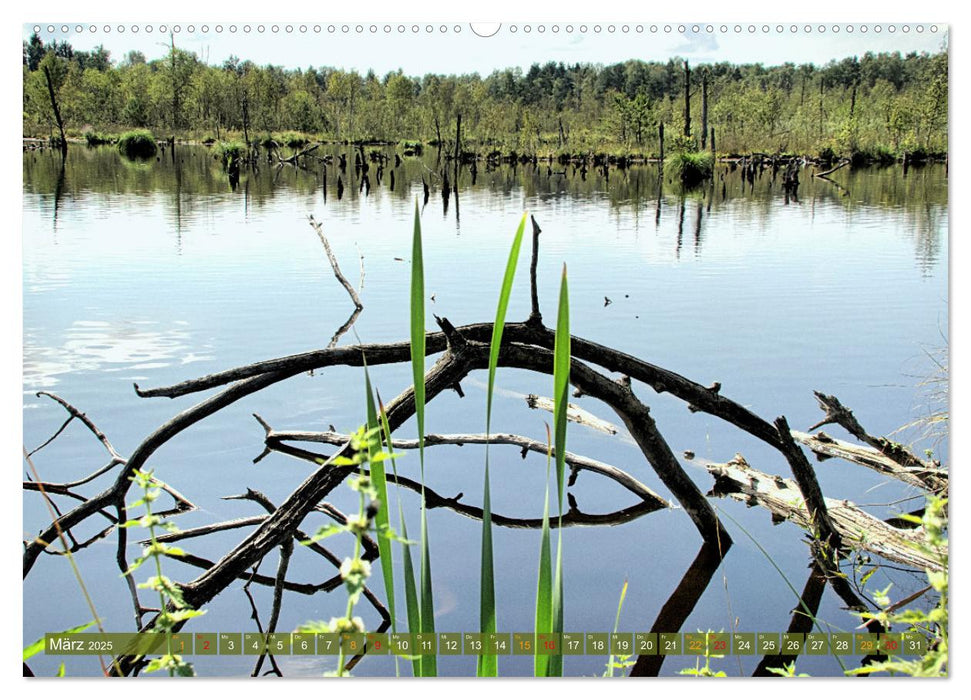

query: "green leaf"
xmin=23 ymin=621 xmax=95 ymax=661
xmin=410 ymin=200 xmax=426 ymax=465
xmin=479 ymin=212 xmax=526 ymax=677
xmin=410 ymin=200 xmax=436 ymax=677
xmin=605 ymin=580 xmax=629 ymax=677
xmin=300 ymin=523 xmax=347 ymax=545
xmin=547 ymin=264 xmax=570 ymax=677
xmin=378 ymin=392 xmax=421 ymax=678
xmin=364 ymin=363 xmax=397 ymax=644
xmin=534 ymin=429 xmax=553 ymax=677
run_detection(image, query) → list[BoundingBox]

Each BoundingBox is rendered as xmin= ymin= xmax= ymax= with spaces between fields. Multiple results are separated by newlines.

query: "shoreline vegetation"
xmin=24 ymin=33 xmax=947 ymax=168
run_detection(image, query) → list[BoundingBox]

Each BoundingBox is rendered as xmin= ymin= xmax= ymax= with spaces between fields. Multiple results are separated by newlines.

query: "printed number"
xmin=884 ymin=640 xmax=899 ymax=652
xmin=544 ymin=641 xmax=556 ymax=651
xmin=737 ymin=640 xmax=751 ymax=651
xmin=836 ymin=640 xmax=848 ymax=651
xmin=664 ymin=640 xmax=675 ymax=651
xmin=616 ymin=640 xmax=630 ymax=652
xmin=811 ymin=640 xmax=823 ymax=651
xmin=860 ymin=641 xmax=874 ymax=651
xmin=760 ymin=640 xmax=773 ymax=651
xmin=568 ymin=640 xmax=580 ymax=651
xmin=592 ymin=640 xmax=605 ymax=651
xmin=322 ymin=640 xmax=333 ymax=651
xmin=299 ymin=640 xmax=309 ymax=651
xmin=519 ymin=640 xmax=532 ymax=651
xmin=445 ymin=641 xmax=456 ymax=651
xmin=203 ymin=641 xmax=210 ymax=651
xmin=469 ymin=640 xmax=481 ymax=651
xmin=226 ymin=641 xmax=236 ymax=651
xmin=688 ymin=640 xmax=703 ymax=652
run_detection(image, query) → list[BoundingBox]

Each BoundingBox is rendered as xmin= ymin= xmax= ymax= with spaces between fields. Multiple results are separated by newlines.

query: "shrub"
xmin=211 ymin=140 xmax=247 ymax=168
xmin=664 ymin=151 xmax=714 ymax=187
xmin=117 ymin=129 xmax=158 ymax=158
xmin=83 ymin=129 xmax=114 ymax=146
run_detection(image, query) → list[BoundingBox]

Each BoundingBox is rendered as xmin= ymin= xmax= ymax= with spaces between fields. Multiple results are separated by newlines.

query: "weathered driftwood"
xmin=792 ymin=430 xmax=947 ymax=494
xmin=308 ymin=215 xmax=363 ymax=312
xmin=260 ymin=428 xmax=669 ymax=507
xmin=774 ymin=416 xmax=842 ymax=560
xmin=525 ymin=393 xmax=619 ymax=434
xmin=700 ymin=454 xmax=942 ymax=572
xmin=814 ymin=159 xmax=850 ymax=178
xmin=808 ymin=392 xmax=945 ymax=492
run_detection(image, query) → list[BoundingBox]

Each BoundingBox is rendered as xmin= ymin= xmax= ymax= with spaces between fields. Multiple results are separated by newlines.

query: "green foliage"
xmin=23 ymin=622 xmax=95 ymax=663
xmin=117 ymin=129 xmax=157 ymax=158
xmin=409 ymin=202 xmax=437 ymax=677
xmin=547 ymin=264 xmax=571 ymax=677
xmin=604 ymin=581 xmax=630 ymax=677
xmin=845 ymin=496 xmax=948 ymax=677
xmin=534 ymin=425 xmax=554 ymax=677
xmin=83 ymin=129 xmax=114 ymax=146
xmin=21 ymin=32 xmax=947 ymax=157
xmin=375 ymin=392 xmax=423 ymax=678
xmin=121 ymin=469 xmax=204 ymax=677
xmin=664 ymin=151 xmax=714 ymax=186
xmin=299 ymin=425 xmax=405 ymax=676
xmin=477 ymin=213 xmax=526 ymax=676
xmin=679 ymin=631 xmax=727 ymax=677
xmin=210 ymin=140 xmax=247 ymax=168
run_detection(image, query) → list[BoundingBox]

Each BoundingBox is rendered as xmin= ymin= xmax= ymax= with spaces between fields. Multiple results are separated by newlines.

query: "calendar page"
xmin=21 ymin=16 xmax=949 ymax=681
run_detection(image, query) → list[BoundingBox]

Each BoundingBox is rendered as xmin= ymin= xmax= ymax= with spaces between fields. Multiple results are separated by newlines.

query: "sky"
xmin=21 ymin=21 xmax=947 ymax=76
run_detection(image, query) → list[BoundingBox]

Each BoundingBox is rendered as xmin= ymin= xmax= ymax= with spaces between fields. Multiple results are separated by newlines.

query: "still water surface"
xmin=23 ymin=145 xmax=947 ymax=676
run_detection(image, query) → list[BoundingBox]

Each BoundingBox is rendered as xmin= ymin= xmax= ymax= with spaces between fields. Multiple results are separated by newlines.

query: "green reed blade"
xmin=410 ymin=200 xmax=426 ymax=465
xmin=534 ymin=424 xmax=553 ymax=677
xmin=378 ymin=392 xmax=421 ymax=678
xmin=478 ymin=212 xmax=527 ymax=677
xmin=605 ymin=580 xmax=629 ymax=677
xmin=364 ymin=365 xmax=395 ymax=638
xmin=410 ymin=201 xmax=436 ymax=676
xmin=549 ymin=264 xmax=570 ymax=677
xmin=553 ymin=263 xmax=571 ymax=510
xmin=486 ymin=212 xmax=527 ymax=430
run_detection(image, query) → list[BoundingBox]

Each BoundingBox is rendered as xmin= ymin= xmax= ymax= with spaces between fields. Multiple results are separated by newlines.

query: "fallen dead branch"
xmin=699 ymin=453 xmax=941 ymax=572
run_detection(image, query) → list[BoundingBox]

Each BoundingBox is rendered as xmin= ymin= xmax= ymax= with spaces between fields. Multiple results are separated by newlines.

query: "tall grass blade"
xmin=478 ymin=212 xmax=527 ymax=676
xmin=605 ymin=580 xmax=629 ymax=677
xmin=410 ymin=201 xmax=436 ymax=676
xmin=715 ymin=505 xmax=846 ymax=673
xmin=378 ymin=392 xmax=421 ymax=678
xmin=534 ymin=424 xmax=553 ymax=677
xmin=549 ymin=263 xmax=570 ymax=677
xmin=363 ymin=365 xmax=395 ymax=638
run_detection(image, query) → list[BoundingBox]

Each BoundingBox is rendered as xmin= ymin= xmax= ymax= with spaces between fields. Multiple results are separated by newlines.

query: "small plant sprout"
xmin=845 ymin=496 xmax=948 ymax=677
xmin=121 ymin=468 xmax=205 ymax=677
xmin=679 ymin=631 xmax=727 ymax=677
xmin=298 ymin=424 xmax=406 ymax=676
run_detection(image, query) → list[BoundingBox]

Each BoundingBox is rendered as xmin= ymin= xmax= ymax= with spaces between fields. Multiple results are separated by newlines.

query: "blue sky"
xmin=21 ymin=21 xmax=947 ymax=76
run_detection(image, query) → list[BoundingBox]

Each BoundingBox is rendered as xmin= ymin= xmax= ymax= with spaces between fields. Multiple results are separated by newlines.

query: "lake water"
xmin=22 ymin=144 xmax=948 ymax=677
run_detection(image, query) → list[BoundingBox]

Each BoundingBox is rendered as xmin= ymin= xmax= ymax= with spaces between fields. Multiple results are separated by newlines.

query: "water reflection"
xmin=22 ymin=145 xmax=947 ymax=271
xmin=23 ymin=320 xmax=206 ymax=391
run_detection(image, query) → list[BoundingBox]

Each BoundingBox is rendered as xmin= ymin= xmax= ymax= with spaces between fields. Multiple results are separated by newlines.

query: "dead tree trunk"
xmin=42 ymin=66 xmax=67 ymax=155
xmin=453 ymin=112 xmax=461 ymax=194
xmin=683 ymin=61 xmax=691 ymax=140
xmin=701 ymin=71 xmax=709 ymax=149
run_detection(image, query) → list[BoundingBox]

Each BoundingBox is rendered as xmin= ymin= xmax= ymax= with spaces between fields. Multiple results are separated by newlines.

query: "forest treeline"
xmin=22 ymin=32 xmax=947 ymax=157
